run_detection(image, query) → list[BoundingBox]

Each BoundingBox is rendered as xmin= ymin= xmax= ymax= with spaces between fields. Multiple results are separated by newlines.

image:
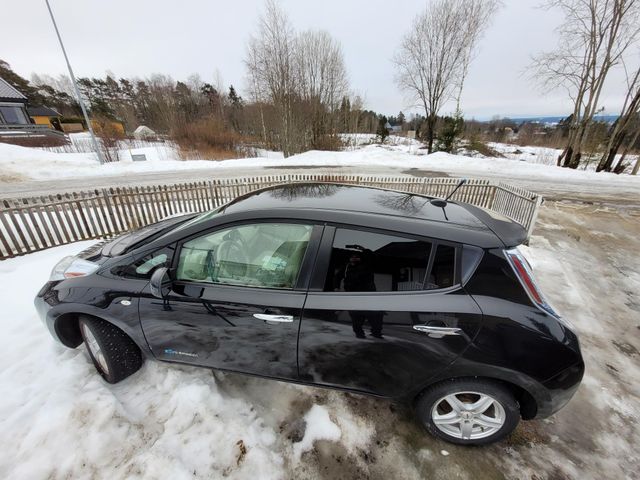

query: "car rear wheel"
xmin=79 ymin=316 xmax=142 ymax=384
xmin=415 ymin=378 xmax=520 ymax=445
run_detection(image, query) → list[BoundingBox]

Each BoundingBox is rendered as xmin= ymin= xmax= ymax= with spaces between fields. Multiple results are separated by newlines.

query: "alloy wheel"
xmin=431 ymin=391 xmax=506 ymax=440
xmin=81 ymin=322 xmax=110 ymax=375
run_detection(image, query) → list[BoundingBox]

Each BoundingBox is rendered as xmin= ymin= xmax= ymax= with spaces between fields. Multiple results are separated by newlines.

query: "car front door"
xmin=297 ymin=226 xmax=483 ymax=398
xmin=138 ymin=221 xmax=322 ymax=380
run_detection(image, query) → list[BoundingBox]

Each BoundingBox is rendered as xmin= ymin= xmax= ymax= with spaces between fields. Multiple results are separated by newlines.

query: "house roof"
xmin=27 ymin=106 xmax=61 ymax=117
xmin=0 ymin=76 xmax=27 ymax=101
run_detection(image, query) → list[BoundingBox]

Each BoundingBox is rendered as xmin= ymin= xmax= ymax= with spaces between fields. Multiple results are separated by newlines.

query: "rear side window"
xmin=325 ymin=228 xmax=459 ymax=292
xmin=426 ymin=244 xmax=456 ymax=290
xmin=325 ymin=229 xmax=431 ymax=292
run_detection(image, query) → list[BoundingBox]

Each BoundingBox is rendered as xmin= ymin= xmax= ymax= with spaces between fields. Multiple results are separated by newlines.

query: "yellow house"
xmin=27 ymin=106 xmax=61 ymax=128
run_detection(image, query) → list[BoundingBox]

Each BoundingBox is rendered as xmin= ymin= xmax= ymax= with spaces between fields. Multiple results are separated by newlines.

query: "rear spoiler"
xmin=460 ymin=204 xmax=528 ymax=248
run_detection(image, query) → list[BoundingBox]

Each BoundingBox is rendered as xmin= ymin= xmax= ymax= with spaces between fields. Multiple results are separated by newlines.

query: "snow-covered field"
xmin=488 ymin=141 xmax=639 ymax=174
xmin=1 ymin=202 xmax=638 ymax=479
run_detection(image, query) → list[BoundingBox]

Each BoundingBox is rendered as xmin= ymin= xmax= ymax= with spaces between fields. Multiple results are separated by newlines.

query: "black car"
xmin=35 ymin=183 xmax=583 ymax=445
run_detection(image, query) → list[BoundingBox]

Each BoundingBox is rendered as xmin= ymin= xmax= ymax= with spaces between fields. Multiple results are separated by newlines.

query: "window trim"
xmin=169 ymin=219 xmax=324 ymax=292
xmin=310 ymin=223 xmax=462 ymax=295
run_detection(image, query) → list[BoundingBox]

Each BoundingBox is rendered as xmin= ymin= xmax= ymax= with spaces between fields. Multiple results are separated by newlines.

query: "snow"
xmin=292 ymin=405 xmax=341 ymax=461
xmin=1 ymin=137 xmax=638 ymax=192
xmin=488 ymin=141 xmax=639 ymax=174
xmin=341 ymin=133 xmax=421 ymax=150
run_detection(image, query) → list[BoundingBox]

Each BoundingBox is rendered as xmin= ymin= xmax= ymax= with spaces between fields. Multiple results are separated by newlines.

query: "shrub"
xmin=171 ymin=118 xmax=252 ymax=159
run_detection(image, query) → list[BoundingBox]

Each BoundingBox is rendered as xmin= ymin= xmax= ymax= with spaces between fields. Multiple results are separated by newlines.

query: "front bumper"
xmin=34 ymin=281 xmax=66 ymax=345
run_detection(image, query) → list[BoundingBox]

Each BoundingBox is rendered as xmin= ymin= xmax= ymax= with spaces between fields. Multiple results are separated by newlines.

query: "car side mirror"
xmin=150 ymin=267 xmax=172 ymax=299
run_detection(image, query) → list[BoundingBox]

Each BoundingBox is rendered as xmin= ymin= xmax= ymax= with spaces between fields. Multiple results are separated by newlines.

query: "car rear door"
xmin=138 ymin=221 xmax=322 ymax=381
xmin=297 ymin=226 xmax=483 ymax=398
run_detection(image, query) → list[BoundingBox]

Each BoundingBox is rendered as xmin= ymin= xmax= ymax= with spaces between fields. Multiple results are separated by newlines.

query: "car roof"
xmin=220 ymin=183 xmax=527 ymax=248
xmin=223 ymin=183 xmax=485 ymax=227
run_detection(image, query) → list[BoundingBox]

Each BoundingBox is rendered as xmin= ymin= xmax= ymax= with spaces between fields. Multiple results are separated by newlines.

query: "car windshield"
xmin=165 ymin=208 xmax=222 ymax=234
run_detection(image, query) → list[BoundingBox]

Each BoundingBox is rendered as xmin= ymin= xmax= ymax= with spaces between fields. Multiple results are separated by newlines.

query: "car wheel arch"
xmin=413 ymin=375 xmax=538 ymax=420
xmin=54 ymin=313 xmax=145 ymax=354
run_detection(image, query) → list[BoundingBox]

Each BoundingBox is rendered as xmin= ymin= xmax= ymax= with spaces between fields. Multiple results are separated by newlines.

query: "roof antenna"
xmin=430 ymin=178 xmax=468 ymax=207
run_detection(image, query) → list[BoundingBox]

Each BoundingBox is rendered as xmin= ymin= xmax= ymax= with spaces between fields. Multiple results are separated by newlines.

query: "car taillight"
xmin=505 ymin=248 xmax=558 ymax=317
xmin=50 ymin=256 xmax=99 ymax=281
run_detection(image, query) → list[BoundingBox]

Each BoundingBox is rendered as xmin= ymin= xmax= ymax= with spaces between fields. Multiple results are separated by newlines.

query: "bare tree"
xmin=455 ymin=0 xmax=501 ymax=110
xmin=296 ymin=30 xmax=349 ymax=146
xmin=394 ymin=0 xmax=499 ymax=153
xmin=245 ymin=0 xmax=298 ymax=156
xmin=596 ymin=60 xmax=640 ymax=171
xmin=531 ymin=0 xmax=640 ymax=169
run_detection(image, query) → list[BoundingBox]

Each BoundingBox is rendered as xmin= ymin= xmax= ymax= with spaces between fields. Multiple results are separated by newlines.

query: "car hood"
xmin=101 ymin=213 xmax=198 ymax=257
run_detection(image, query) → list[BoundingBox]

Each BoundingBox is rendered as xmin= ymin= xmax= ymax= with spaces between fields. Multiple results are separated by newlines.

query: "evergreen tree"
xmin=376 ymin=116 xmax=389 ymax=143
xmin=228 ymin=85 xmax=243 ymax=106
xmin=436 ymin=110 xmax=464 ymax=153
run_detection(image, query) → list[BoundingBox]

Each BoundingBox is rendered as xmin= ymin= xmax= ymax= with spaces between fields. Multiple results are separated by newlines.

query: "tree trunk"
xmin=597 ymin=132 xmax=626 ymax=172
xmin=562 ymin=146 xmax=574 ymax=168
xmin=620 ymin=128 xmax=640 ymax=174
xmin=426 ymin=114 xmax=437 ymax=154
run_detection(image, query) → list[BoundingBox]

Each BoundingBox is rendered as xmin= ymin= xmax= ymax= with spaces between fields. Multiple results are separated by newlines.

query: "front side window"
xmin=111 ymin=246 xmax=174 ymax=279
xmin=177 ymin=223 xmax=313 ymax=289
xmin=325 ymin=229 xmax=432 ymax=292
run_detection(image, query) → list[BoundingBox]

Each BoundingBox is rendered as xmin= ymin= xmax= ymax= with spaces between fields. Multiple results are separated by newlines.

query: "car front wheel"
xmin=415 ymin=378 xmax=520 ymax=445
xmin=79 ymin=316 xmax=143 ymax=384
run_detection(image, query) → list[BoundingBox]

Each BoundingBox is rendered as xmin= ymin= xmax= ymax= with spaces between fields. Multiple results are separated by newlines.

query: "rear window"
xmin=324 ymin=228 xmax=457 ymax=292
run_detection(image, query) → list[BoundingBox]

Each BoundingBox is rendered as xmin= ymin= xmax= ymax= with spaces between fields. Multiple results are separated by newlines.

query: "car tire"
xmin=415 ymin=378 xmax=520 ymax=445
xmin=79 ymin=316 xmax=143 ymax=384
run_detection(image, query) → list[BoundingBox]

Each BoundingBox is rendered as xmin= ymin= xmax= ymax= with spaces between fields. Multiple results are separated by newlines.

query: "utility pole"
xmin=45 ymin=0 xmax=105 ymax=164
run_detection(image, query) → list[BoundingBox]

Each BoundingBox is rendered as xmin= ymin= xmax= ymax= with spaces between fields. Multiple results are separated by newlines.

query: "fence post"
xmin=101 ymin=188 xmax=119 ymax=235
xmin=525 ymin=196 xmax=544 ymax=243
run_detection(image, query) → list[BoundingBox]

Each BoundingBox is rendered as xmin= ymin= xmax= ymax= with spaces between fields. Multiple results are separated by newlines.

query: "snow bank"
xmin=2 ymin=139 xmax=638 ymax=189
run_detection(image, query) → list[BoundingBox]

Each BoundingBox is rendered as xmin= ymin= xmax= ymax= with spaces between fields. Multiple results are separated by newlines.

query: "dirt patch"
xmin=0 ymin=172 xmax=26 ymax=183
xmin=612 ymin=340 xmax=639 ymax=357
xmin=504 ymin=421 xmax=550 ymax=447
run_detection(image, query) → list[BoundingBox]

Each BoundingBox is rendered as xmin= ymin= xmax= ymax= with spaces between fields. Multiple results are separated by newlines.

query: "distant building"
xmin=384 ymin=121 xmax=402 ymax=134
xmin=27 ymin=106 xmax=62 ymax=130
xmin=0 ymin=76 xmax=67 ymax=146
xmin=0 ymin=76 xmax=30 ymax=126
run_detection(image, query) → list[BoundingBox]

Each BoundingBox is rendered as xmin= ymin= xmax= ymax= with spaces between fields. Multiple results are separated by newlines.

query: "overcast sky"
xmin=1 ymin=0 xmax=629 ymax=119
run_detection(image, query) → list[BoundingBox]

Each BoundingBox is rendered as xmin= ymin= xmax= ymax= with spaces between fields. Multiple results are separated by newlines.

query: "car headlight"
xmin=50 ymin=256 xmax=99 ymax=281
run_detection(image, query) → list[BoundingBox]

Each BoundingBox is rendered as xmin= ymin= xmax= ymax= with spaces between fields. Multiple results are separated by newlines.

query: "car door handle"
xmin=413 ymin=325 xmax=462 ymax=338
xmin=253 ymin=313 xmax=295 ymax=323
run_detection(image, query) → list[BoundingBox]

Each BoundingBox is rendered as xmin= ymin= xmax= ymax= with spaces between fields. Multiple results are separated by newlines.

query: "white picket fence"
xmin=0 ymin=175 xmax=542 ymax=260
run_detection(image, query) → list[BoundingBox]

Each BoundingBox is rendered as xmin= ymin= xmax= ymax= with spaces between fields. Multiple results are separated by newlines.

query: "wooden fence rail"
xmin=0 ymin=175 xmax=542 ymax=260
